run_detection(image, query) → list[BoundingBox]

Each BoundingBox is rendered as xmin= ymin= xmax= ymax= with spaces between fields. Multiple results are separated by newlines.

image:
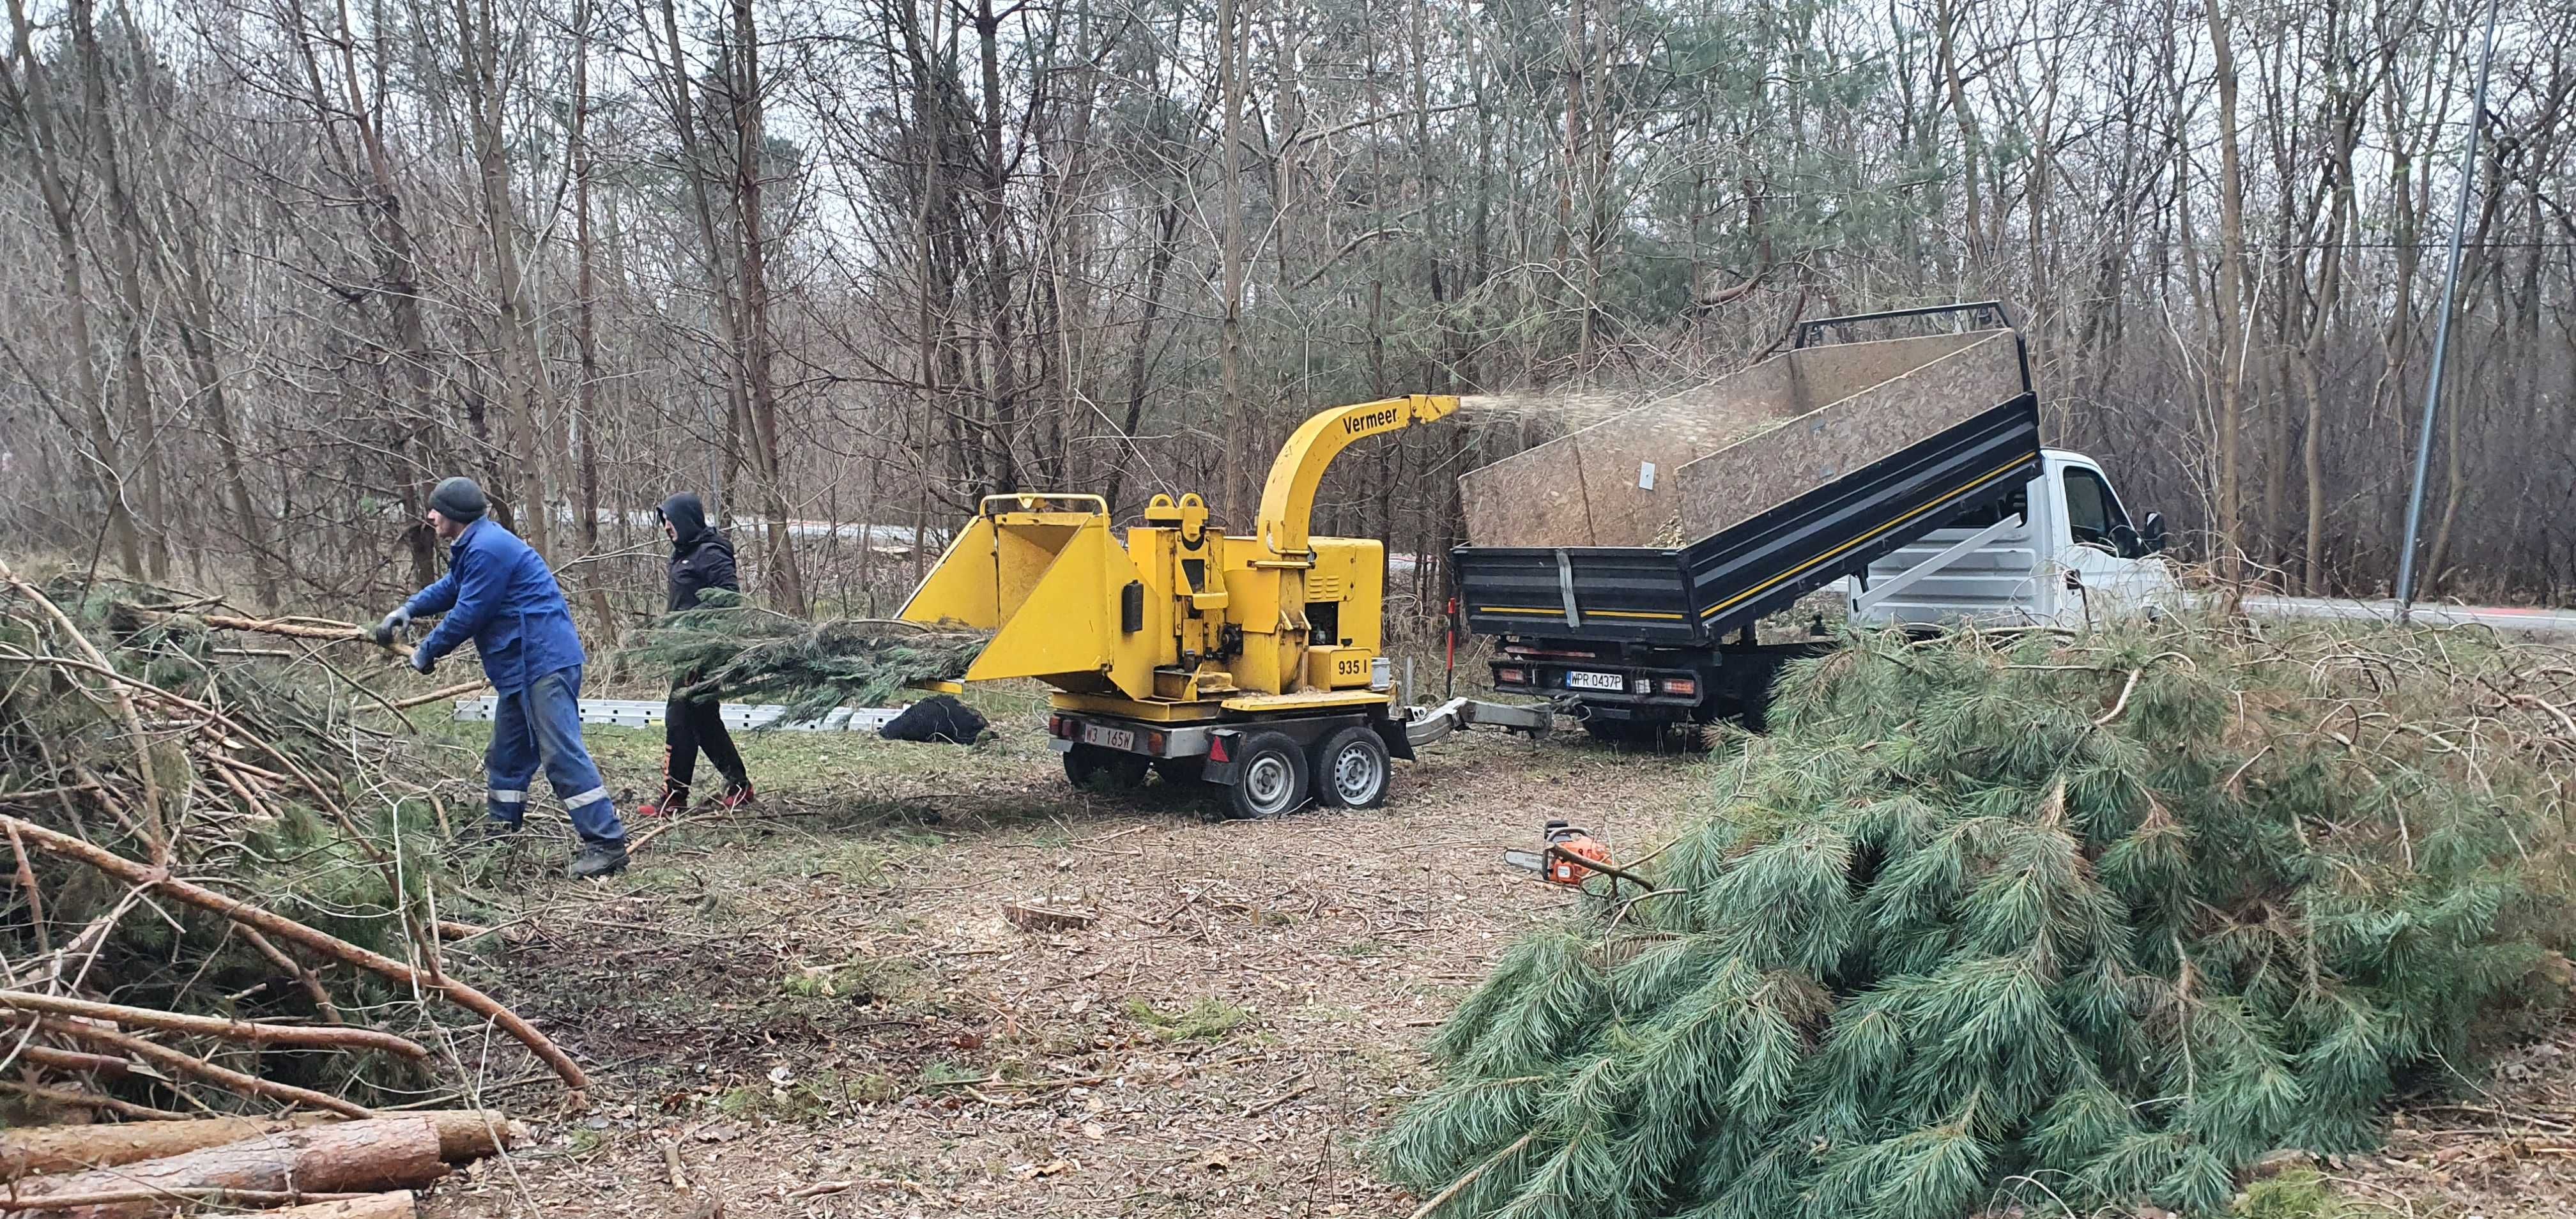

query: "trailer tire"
xmin=1226 ymin=732 xmax=1310 ymax=819
xmin=1313 ymin=726 xmax=1390 ymax=809
xmin=1065 ymin=744 xmax=1149 ymax=789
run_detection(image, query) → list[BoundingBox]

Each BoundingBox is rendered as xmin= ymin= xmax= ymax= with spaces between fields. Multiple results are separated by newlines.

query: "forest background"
xmin=1 ymin=0 xmax=2570 ymax=633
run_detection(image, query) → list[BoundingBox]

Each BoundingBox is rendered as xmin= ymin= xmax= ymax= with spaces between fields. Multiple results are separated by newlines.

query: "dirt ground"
xmin=415 ymin=718 xmax=1700 ymax=1218
xmin=406 ymin=711 xmax=2575 ymax=1219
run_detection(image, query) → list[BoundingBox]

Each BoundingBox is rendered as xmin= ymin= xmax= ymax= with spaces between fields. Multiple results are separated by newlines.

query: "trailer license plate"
xmin=1080 ymin=723 xmax=1137 ymax=752
xmin=1565 ymin=671 xmax=1624 ymax=691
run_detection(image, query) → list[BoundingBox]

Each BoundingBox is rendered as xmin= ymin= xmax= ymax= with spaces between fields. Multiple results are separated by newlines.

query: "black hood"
xmin=659 ymin=493 xmax=712 ymax=551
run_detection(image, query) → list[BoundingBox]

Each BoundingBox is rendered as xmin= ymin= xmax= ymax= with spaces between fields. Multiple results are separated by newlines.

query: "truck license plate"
xmin=1080 ymin=723 xmax=1137 ymax=752
xmin=1565 ymin=671 xmax=1624 ymax=691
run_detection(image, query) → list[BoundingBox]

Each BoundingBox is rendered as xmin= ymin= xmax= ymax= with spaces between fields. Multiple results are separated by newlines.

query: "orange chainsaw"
xmin=1502 ymin=820 xmax=1639 ymax=887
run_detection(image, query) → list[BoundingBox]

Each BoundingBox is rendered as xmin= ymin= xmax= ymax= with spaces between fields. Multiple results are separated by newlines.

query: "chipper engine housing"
xmin=895 ymin=395 xmax=1506 ymax=818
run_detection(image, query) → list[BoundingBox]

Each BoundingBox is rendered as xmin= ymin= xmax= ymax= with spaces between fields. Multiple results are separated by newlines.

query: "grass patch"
xmin=919 ymin=1058 xmax=989 ymax=1087
xmin=776 ymin=954 xmax=926 ymax=1005
xmin=716 ymin=1068 xmax=907 ymax=1121
xmin=2234 ymin=1170 xmax=2389 ymax=1219
xmin=1126 ymin=996 xmax=1253 ymax=1041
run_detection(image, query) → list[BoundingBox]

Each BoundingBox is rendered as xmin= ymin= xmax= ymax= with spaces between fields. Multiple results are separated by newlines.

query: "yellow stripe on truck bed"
xmin=1699 ymin=454 xmax=2034 ymax=620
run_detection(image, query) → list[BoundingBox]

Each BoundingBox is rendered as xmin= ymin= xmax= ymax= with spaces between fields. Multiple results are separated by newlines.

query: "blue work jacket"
xmin=404 ymin=518 xmax=586 ymax=694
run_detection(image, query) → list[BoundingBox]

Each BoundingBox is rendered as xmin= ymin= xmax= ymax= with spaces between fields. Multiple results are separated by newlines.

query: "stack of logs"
xmin=1 ymin=1110 xmax=521 ymax=1216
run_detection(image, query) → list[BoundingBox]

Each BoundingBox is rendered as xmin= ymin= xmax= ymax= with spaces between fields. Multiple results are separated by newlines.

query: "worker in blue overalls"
xmin=375 ymin=477 xmax=628 ymax=879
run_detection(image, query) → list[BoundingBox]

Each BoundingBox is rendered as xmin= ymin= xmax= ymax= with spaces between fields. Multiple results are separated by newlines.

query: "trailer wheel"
xmin=1226 ymin=732 xmax=1310 ymax=819
xmin=1313 ymin=726 xmax=1390 ymax=809
xmin=1065 ymin=744 xmax=1149 ymax=789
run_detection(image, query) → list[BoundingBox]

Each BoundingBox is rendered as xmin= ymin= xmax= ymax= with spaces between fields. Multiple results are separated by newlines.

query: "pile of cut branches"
xmin=620 ymin=589 xmax=988 ymax=723
xmin=0 ymin=560 xmax=585 ymax=1153
xmin=1384 ymin=618 xmax=2576 ymax=1219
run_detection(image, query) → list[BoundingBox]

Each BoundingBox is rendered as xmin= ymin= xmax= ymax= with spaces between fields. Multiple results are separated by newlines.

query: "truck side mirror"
xmin=2140 ymin=511 xmax=2168 ymax=556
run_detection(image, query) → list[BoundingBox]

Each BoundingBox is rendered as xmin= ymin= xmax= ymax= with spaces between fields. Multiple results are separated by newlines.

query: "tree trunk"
xmin=162 ymin=215 xmax=278 ymax=608
xmin=571 ymin=0 xmax=618 ymax=643
xmin=2301 ymin=75 xmax=2362 ymax=593
xmin=4 ymin=1117 xmax=335 ymax=1180
xmin=1 ymin=1112 xmax=508 ymax=1181
xmin=653 ymin=0 xmax=753 ymax=515
xmin=453 ymin=0 xmax=556 ymax=562
xmin=13 ymin=1119 xmax=446 ymax=1218
xmin=2204 ymin=0 xmax=2248 ymax=585
xmin=72 ymin=0 xmax=170 ymax=578
xmin=1935 ymin=0 xmax=1985 ymax=265
xmin=1218 ymin=0 xmax=1248 ymax=519
xmin=294 ymin=0 xmax=440 ymax=587
xmin=0 ymin=0 xmax=143 ymax=579
xmin=730 ymin=0 xmax=808 ymax=615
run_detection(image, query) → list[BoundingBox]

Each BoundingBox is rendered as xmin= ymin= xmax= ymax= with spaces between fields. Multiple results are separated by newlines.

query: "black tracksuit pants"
xmin=663 ymin=696 xmax=747 ymax=802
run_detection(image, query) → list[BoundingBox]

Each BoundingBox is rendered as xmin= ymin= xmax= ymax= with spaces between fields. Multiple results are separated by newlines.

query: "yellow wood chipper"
xmin=898 ymin=394 xmax=1547 ymax=817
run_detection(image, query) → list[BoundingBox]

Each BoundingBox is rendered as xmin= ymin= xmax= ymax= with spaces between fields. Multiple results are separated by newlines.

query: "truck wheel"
xmin=1225 ymin=732 xmax=1310 ymax=819
xmin=1065 ymin=744 xmax=1149 ymax=789
xmin=1312 ymin=726 xmax=1390 ymax=809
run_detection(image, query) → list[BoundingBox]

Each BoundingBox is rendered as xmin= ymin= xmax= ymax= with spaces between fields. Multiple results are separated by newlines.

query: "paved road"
xmin=2241 ymin=594 xmax=2576 ymax=636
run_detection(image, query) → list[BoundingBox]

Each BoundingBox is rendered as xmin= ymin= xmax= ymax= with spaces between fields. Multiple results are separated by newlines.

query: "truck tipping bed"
xmin=1453 ymin=304 xmax=2043 ymax=648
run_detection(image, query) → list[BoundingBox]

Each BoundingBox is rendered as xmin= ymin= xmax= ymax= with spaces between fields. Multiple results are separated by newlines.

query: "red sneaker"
xmin=709 ymin=781 xmax=755 ymax=812
xmin=636 ymin=789 xmax=685 ymax=818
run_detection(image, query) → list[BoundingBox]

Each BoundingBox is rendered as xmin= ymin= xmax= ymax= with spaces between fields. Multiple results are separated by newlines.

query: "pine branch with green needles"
xmin=618 ymin=590 xmax=988 ymax=723
xmin=1382 ymin=619 xmax=2576 ymax=1219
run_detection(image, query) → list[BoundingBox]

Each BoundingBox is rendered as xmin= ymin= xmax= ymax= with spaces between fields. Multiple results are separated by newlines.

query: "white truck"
xmin=1846 ymin=447 xmax=2179 ymax=629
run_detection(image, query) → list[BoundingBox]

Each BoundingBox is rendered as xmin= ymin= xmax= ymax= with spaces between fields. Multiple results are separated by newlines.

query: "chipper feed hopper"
xmin=898 ymin=395 xmax=1547 ymax=818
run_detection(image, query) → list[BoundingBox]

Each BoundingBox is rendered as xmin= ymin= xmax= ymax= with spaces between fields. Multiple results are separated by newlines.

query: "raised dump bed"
xmin=1454 ymin=303 xmax=2042 ymax=648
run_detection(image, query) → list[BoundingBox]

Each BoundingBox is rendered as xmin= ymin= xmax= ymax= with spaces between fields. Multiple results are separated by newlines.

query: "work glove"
xmin=372 ymin=608 xmax=413 ymax=647
xmin=410 ymin=641 xmax=436 ymax=675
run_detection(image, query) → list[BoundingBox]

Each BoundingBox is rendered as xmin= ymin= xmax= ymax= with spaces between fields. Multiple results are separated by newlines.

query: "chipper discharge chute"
xmin=898 ymin=395 xmax=1549 ymax=819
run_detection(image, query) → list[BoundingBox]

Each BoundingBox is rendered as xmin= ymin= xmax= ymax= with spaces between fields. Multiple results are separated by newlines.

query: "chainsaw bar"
xmin=1501 ymin=848 xmax=1547 ymax=873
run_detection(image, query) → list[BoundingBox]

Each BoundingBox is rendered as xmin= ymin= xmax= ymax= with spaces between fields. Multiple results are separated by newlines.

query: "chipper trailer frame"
xmin=897 ymin=395 xmax=1547 ymax=818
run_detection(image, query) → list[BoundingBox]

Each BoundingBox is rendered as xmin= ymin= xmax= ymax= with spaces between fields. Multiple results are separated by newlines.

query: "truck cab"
xmin=1846 ymin=449 xmax=2177 ymax=629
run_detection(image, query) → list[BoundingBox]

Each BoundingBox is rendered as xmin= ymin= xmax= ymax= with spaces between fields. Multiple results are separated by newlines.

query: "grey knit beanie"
xmin=429 ymin=477 xmax=487 ymax=523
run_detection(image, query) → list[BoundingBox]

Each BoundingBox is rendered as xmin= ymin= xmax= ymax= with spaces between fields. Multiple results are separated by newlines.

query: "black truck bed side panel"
xmin=1453 ymin=395 xmax=2040 ymax=647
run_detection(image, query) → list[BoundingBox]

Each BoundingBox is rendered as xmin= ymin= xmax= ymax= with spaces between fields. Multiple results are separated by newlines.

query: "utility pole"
xmin=2394 ymin=0 xmax=2501 ymax=620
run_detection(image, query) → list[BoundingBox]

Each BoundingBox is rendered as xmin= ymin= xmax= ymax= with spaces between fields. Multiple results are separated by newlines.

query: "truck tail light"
xmin=1048 ymin=714 xmax=1071 ymax=739
xmin=1662 ymin=677 xmax=1698 ymax=696
xmin=1146 ymin=730 xmax=1168 ymax=755
xmin=1496 ymin=666 xmax=1528 ymax=685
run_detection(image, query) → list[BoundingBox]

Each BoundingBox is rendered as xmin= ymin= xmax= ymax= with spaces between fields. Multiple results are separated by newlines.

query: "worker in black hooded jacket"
xmin=639 ymin=493 xmax=754 ymax=816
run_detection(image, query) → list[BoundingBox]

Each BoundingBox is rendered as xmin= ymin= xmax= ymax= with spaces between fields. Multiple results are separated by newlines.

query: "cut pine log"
xmin=2 ymin=1115 xmax=335 ymax=1179
xmin=0 ymin=1110 xmax=515 ymax=1181
xmin=8 ymin=1119 xmax=445 ymax=1218
xmin=247 ymin=1192 xmax=418 ymax=1218
xmin=413 ymin=1110 xmax=519 ymax=1162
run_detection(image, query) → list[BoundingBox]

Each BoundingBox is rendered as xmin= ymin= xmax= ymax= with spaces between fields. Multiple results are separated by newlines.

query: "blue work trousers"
xmin=486 ymin=664 xmax=625 ymax=845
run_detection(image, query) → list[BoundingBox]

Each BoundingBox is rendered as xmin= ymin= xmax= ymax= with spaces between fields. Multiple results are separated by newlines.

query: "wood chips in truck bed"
xmin=1459 ymin=330 xmax=2020 ymax=549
